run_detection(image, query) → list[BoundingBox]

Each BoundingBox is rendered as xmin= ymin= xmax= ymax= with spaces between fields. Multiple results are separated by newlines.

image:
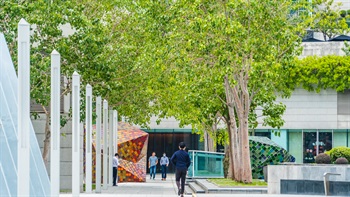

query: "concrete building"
xmin=254 ymin=41 xmax=350 ymax=163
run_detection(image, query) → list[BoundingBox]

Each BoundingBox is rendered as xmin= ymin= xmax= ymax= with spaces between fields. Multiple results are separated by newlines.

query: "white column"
xmin=103 ymin=100 xmax=108 ymax=189
xmin=95 ymin=96 xmax=102 ymax=193
xmin=114 ymin=110 xmax=118 ymax=154
xmin=50 ymin=50 xmax=61 ymax=197
xmin=85 ymin=84 xmax=92 ymax=193
xmin=17 ymin=18 xmax=30 ymax=197
xmin=108 ymin=110 xmax=113 ymax=186
xmin=72 ymin=71 xmax=81 ymax=197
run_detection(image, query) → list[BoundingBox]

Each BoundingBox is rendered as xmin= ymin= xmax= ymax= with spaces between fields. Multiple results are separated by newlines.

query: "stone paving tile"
xmin=60 ymin=173 xmax=342 ymax=197
xmin=60 ymin=174 xmax=181 ymax=197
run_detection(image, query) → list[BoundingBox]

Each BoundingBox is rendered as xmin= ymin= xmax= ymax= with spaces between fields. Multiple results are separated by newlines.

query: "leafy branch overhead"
xmin=312 ymin=0 xmax=350 ymax=41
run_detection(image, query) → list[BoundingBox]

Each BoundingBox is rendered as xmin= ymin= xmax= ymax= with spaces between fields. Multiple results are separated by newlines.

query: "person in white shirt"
xmin=113 ymin=153 xmax=119 ymax=186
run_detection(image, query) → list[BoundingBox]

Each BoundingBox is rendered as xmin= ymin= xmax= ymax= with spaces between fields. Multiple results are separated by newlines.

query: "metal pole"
xmin=72 ymin=71 xmax=81 ymax=197
xmin=108 ymin=110 xmax=114 ymax=186
xmin=114 ymin=110 xmax=118 ymax=154
xmin=85 ymin=84 xmax=92 ymax=193
xmin=17 ymin=18 xmax=30 ymax=197
xmin=50 ymin=50 xmax=61 ymax=197
xmin=95 ymin=96 xmax=102 ymax=193
xmin=108 ymin=110 xmax=113 ymax=186
xmin=103 ymin=100 xmax=108 ymax=190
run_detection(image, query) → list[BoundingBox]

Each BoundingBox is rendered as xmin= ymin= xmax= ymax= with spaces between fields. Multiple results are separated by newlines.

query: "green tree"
xmin=141 ymin=0 xmax=311 ymax=182
xmin=0 ymin=0 xmax=163 ymax=166
xmin=0 ymin=0 xmax=86 ymax=165
xmin=312 ymin=0 xmax=349 ymax=41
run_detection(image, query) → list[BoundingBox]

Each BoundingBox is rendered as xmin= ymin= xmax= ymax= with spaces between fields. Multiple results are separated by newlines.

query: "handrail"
xmin=188 ymin=150 xmax=225 ymax=155
xmin=323 ymin=172 xmax=340 ymax=196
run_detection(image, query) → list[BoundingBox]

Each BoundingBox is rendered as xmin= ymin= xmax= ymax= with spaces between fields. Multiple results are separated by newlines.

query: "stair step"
xmin=188 ymin=182 xmax=206 ymax=193
xmin=184 ymin=184 xmax=194 ymax=195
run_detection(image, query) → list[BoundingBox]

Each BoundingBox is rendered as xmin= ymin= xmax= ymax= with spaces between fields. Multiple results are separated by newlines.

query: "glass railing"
xmin=187 ymin=150 xmax=225 ymax=178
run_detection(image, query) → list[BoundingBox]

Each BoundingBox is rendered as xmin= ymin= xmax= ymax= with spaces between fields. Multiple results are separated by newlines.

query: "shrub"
xmin=335 ymin=157 xmax=349 ymax=164
xmin=327 ymin=147 xmax=350 ymax=163
xmin=340 ymin=10 xmax=347 ymax=18
xmin=315 ymin=153 xmax=331 ymax=164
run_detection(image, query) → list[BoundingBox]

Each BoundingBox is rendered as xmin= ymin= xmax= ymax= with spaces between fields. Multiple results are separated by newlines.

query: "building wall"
xmin=300 ymin=42 xmax=345 ymax=58
xmin=32 ymin=114 xmax=84 ymax=191
xmin=258 ymin=88 xmax=339 ymax=130
xmin=335 ymin=0 xmax=350 ymax=10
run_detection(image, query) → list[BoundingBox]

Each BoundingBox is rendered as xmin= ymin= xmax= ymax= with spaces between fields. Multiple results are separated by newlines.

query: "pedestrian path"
xmin=60 ymin=174 xmax=181 ymax=197
xmin=60 ymin=174 xmax=338 ymax=197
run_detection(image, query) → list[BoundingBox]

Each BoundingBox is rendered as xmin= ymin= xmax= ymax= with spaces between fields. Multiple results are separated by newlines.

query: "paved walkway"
xmin=60 ymin=174 xmax=180 ymax=197
xmin=60 ymin=174 xmax=333 ymax=197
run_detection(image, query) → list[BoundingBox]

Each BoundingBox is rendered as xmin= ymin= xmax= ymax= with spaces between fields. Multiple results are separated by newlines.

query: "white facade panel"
xmin=335 ymin=0 xmax=350 ymax=10
xmin=258 ymin=89 xmax=341 ymax=129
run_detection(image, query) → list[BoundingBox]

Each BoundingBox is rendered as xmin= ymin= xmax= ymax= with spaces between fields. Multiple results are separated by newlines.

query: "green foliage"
xmin=292 ymin=56 xmax=350 ymax=92
xmin=340 ymin=10 xmax=347 ymax=18
xmin=335 ymin=157 xmax=349 ymax=164
xmin=327 ymin=146 xmax=350 ymax=162
xmin=209 ymin=178 xmax=267 ymax=187
xmin=144 ymin=0 xmax=311 ymax=137
xmin=0 ymin=0 xmax=162 ymax=127
xmin=312 ymin=0 xmax=349 ymax=41
xmin=216 ymin=129 xmax=229 ymax=147
xmin=342 ymin=41 xmax=350 ymax=56
xmin=315 ymin=153 xmax=331 ymax=164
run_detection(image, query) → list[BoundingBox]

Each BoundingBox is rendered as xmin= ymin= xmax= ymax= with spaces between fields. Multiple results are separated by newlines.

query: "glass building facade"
xmin=253 ymin=129 xmax=350 ymax=164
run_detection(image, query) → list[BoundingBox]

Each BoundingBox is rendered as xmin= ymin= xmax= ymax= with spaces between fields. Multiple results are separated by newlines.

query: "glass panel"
xmin=318 ymin=130 xmax=332 ymax=153
xmin=188 ymin=151 xmax=224 ymax=178
xmin=288 ymin=131 xmax=303 ymax=163
xmin=303 ymin=130 xmax=317 ymax=163
xmin=333 ymin=130 xmax=347 ymax=147
xmin=254 ymin=129 xmax=271 ymax=139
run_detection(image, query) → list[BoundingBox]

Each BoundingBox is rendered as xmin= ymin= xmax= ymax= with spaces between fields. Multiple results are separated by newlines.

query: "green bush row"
xmin=325 ymin=146 xmax=350 ymax=162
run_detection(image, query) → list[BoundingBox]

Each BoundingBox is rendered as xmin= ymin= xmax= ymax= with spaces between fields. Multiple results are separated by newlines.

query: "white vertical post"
xmin=108 ymin=110 xmax=113 ymax=186
xmin=114 ymin=110 xmax=118 ymax=154
xmin=50 ymin=50 xmax=61 ymax=197
xmin=103 ymin=100 xmax=108 ymax=189
xmin=85 ymin=84 xmax=92 ymax=193
xmin=17 ymin=18 xmax=30 ymax=197
xmin=72 ymin=71 xmax=81 ymax=197
xmin=95 ymin=96 xmax=102 ymax=193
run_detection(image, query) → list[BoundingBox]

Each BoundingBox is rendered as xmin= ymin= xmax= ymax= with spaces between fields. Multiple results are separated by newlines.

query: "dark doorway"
xmin=144 ymin=130 xmax=202 ymax=173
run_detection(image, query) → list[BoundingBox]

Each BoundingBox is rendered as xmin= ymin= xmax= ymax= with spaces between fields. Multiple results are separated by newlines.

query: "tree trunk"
xmin=208 ymin=123 xmax=216 ymax=152
xmin=223 ymin=147 xmax=231 ymax=178
xmin=240 ymin=119 xmax=252 ymax=183
xmin=224 ymin=74 xmax=252 ymax=183
xmin=224 ymin=77 xmax=242 ymax=181
xmin=203 ymin=122 xmax=216 ymax=152
xmin=42 ymin=110 xmax=51 ymax=169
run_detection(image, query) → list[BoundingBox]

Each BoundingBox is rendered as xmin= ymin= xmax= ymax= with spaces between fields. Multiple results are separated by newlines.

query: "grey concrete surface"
xmin=60 ymin=173 xmax=346 ymax=197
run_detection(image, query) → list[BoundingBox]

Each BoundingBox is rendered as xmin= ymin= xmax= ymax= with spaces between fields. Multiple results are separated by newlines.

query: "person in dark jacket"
xmin=171 ymin=142 xmax=191 ymax=197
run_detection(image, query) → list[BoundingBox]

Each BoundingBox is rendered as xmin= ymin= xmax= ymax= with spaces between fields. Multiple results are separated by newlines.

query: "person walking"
xmin=148 ymin=152 xmax=158 ymax=180
xmin=160 ymin=152 xmax=169 ymax=181
xmin=112 ymin=153 xmax=119 ymax=186
xmin=171 ymin=142 xmax=191 ymax=197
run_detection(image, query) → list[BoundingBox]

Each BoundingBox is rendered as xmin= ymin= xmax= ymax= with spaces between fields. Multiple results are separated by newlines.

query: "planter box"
xmin=268 ymin=164 xmax=350 ymax=194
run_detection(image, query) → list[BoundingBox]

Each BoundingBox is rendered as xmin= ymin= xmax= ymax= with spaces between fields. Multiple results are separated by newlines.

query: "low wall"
xmin=268 ymin=164 xmax=350 ymax=194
